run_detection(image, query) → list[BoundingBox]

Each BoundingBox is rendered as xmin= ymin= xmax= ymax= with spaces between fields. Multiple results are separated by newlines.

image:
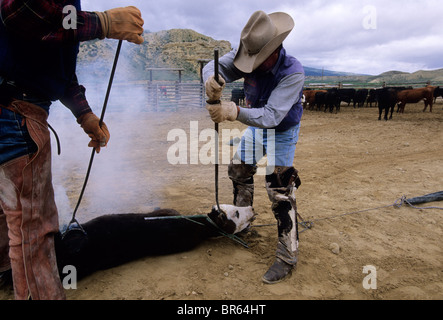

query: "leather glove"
xmin=206 ymin=101 xmax=238 ymax=123
xmin=95 ymin=6 xmax=144 ymax=44
xmin=77 ymin=112 xmax=110 ymax=154
xmin=205 ymin=75 xmax=226 ymax=102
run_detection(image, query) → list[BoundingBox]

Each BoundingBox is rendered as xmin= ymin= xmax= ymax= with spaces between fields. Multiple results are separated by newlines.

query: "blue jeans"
xmin=0 ymin=107 xmax=37 ymax=166
xmin=234 ymin=124 xmax=301 ymax=173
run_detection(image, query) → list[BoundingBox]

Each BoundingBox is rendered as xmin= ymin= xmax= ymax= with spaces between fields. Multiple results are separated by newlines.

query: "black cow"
xmin=314 ymin=91 xmax=327 ymax=111
xmin=337 ymin=88 xmax=356 ymax=106
xmin=366 ymin=89 xmax=378 ymax=108
xmin=231 ymin=88 xmax=245 ymax=106
xmin=0 ymin=205 xmax=252 ymax=283
xmin=433 ymin=86 xmax=443 ymax=102
xmin=376 ymin=87 xmax=398 ymax=121
xmin=353 ymin=89 xmax=368 ymax=108
xmin=325 ymin=88 xmax=341 ymax=113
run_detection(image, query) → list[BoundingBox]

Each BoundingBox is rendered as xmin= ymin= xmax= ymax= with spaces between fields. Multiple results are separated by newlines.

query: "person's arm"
xmin=60 ymin=74 xmax=110 ymax=154
xmin=236 ymin=72 xmax=305 ymax=128
xmin=59 ymin=74 xmax=92 ymax=119
xmin=203 ymin=50 xmax=244 ymax=84
xmin=0 ymin=0 xmax=103 ymax=43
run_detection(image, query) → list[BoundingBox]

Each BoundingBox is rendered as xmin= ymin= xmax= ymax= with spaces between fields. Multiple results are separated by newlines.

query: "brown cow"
xmin=397 ymin=87 xmax=436 ymax=113
xmin=303 ymin=89 xmax=327 ymax=110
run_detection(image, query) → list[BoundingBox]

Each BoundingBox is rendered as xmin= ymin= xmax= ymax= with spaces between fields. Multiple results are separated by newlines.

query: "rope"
xmin=252 ymin=195 xmax=443 ymax=234
xmin=397 ymin=195 xmax=443 ymax=211
xmin=144 ymin=214 xmax=249 ymax=248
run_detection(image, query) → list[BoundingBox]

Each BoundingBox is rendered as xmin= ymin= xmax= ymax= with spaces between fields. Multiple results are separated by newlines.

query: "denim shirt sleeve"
xmin=236 ymin=72 xmax=305 ymax=129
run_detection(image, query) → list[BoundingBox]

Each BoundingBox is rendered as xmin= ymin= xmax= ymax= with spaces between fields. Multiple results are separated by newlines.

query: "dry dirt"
xmin=1 ymin=100 xmax=442 ymax=300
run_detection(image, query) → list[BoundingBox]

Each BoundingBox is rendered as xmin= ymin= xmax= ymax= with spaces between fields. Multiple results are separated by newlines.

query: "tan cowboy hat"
xmin=234 ymin=10 xmax=294 ymax=73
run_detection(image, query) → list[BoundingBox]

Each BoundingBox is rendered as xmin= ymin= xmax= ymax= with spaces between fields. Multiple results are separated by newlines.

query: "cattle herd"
xmin=229 ymin=85 xmax=443 ymax=121
xmin=302 ymin=85 xmax=443 ymax=121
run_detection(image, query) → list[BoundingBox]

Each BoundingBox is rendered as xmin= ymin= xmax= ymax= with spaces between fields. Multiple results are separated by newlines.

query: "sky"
xmin=82 ymin=0 xmax=443 ymax=76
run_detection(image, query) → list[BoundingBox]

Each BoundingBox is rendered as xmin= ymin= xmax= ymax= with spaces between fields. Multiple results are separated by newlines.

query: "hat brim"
xmin=234 ymin=12 xmax=294 ymax=73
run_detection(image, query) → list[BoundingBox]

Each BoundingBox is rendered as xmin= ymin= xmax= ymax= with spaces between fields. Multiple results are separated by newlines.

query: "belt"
xmin=0 ymin=79 xmax=49 ymax=107
xmin=0 ymin=80 xmax=26 ymax=101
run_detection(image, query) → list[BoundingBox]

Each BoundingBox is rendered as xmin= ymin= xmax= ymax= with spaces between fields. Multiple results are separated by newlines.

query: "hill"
xmin=306 ymin=68 xmax=443 ymax=86
xmin=76 ymin=28 xmax=443 ymax=85
xmin=77 ymin=29 xmax=231 ymax=82
xmin=303 ymin=66 xmax=362 ymax=77
xmin=367 ymin=68 xmax=443 ymax=84
xmin=77 ymin=28 xmax=356 ymax=82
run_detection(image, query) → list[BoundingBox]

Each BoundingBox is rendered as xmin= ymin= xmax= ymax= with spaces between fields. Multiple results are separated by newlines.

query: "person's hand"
xmin=205 ymin=75 xmax=226 ymax=102
xmin=95 ymin=6 xmax=144 ymax=44
xmin=206 ymin=101 xmax=238 ymax=123
xmin=77 ymin=112 xmax=110 ymax=153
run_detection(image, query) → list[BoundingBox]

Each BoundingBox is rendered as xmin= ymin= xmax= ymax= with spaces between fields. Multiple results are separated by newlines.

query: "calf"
xmin=55 ymin=205 xmax=255 ymax=280
xmin=397 ymin=87 xmax=435 ymax=113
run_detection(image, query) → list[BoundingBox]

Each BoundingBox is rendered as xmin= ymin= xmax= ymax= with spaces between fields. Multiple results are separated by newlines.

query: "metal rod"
xmin=68 ymin=40 xmax=123 ymax=227
xmin=213 ymin=49 xmax=221 ymax=213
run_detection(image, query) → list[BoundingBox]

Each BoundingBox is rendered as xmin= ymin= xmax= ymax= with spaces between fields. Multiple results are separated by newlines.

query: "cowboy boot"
xmin=228 ymin=160 xmax=256 ymax=207
xmin=262 ymin=166 xmax=301 ymax=284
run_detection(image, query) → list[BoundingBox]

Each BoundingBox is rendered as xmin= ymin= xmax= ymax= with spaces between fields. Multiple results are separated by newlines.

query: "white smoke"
xmin=50 ymin=41 xmax=163 ymax=226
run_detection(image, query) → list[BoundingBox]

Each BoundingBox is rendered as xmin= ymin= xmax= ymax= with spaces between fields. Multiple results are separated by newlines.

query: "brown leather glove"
xmin=95 ymin=6 xmax=144 ymax=44
xmin=205 ymin=75 xmax=226 ymax=102
xmin=77 ymin=112 xmax=110 ymax=154
xmin=206 ymin=101 xmax=238 ymax=123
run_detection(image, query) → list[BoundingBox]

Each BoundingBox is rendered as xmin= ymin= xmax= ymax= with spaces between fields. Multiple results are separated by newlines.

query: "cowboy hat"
xmin=234 ymin=11 xmax=294 ymax=73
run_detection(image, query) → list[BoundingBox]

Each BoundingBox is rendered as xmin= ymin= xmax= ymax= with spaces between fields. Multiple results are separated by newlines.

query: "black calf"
xmin=55 ymin=208 xmax=245 ymax=280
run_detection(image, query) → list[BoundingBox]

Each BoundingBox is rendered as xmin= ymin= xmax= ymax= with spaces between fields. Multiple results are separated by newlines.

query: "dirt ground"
xmin=1 ymin=99 xmax=442 ymax=301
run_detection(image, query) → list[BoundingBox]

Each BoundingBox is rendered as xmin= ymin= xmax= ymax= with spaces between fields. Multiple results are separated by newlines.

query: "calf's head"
xmin=208 ymin=204 xmax=256 ymax=234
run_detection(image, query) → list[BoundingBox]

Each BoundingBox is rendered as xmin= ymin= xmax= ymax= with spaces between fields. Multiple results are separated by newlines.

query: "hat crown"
xmin=240 ymin=11 xmax=277 ymax=56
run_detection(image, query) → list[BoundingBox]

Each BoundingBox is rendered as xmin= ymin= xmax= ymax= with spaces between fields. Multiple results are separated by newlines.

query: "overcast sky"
xmin=82 ymin=0 xmax=443 ymax=75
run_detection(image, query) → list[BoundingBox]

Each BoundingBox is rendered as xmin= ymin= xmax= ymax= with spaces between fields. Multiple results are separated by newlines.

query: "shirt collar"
xmin=270 ymin=47 xmax=286 ymax=75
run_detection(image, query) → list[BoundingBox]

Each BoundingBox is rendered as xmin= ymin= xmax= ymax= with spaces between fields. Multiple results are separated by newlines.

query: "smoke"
xmin=50 ymin=40 xmax=164 ymax=227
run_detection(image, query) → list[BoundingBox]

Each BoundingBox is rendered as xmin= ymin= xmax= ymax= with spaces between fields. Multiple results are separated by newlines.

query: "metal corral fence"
xmin=96 ymin=80 xmax=246 ymax=111
xmin=144 ymin=82 xmax=204 ymax=111
xmin=305 ymin=80 xmax=443 ymax=90
xmin=85 ymin=79 xmax=443 ymax=112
